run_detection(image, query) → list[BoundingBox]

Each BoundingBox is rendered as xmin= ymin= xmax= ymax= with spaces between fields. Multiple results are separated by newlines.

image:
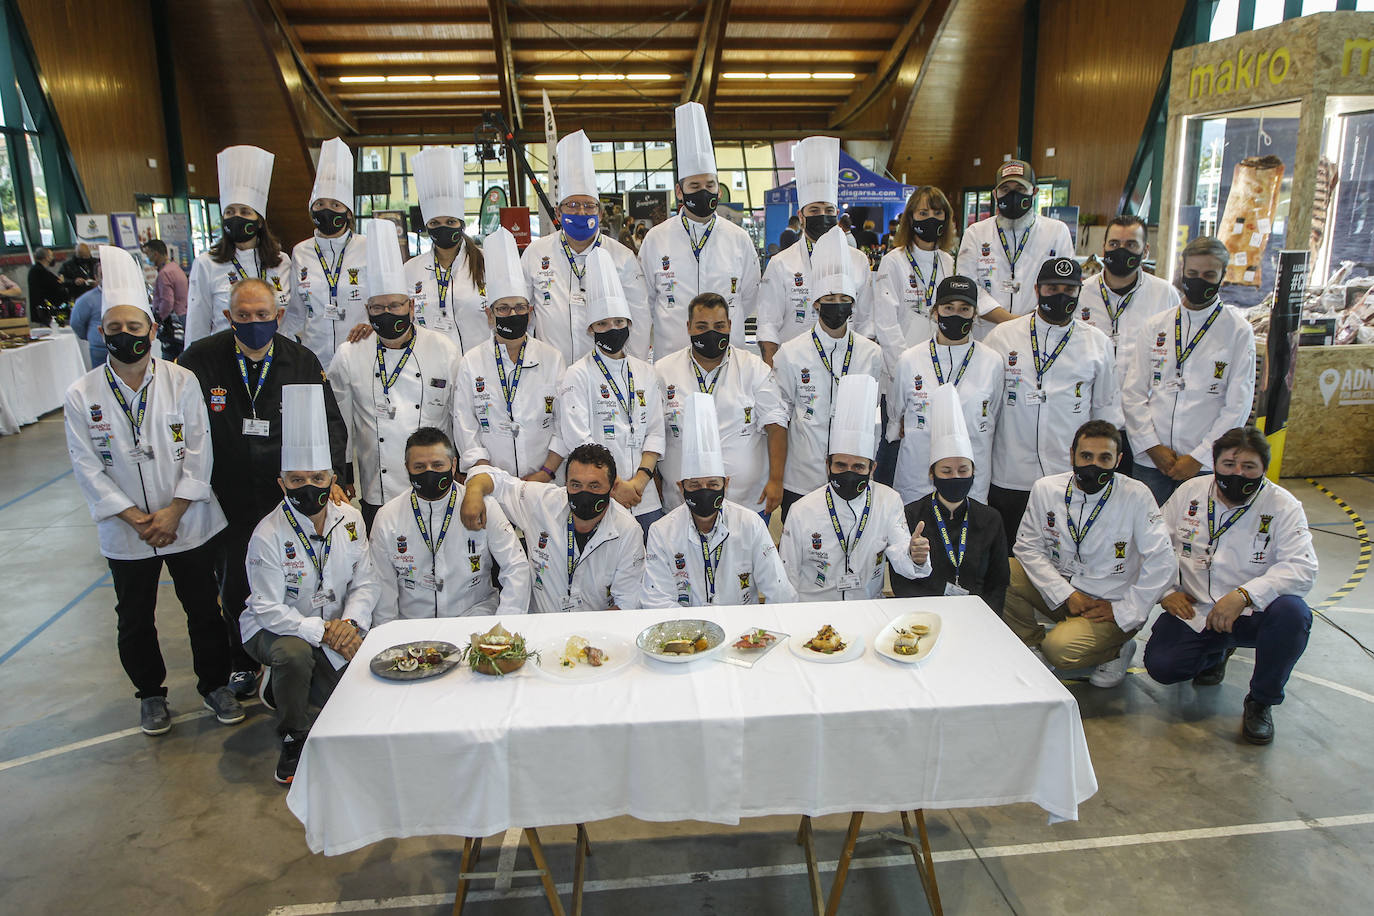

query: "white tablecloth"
xmin=0 ymin=332 xmax=87 ymax=435
xmin=287 ymin=597 xmax=1098 ymax=856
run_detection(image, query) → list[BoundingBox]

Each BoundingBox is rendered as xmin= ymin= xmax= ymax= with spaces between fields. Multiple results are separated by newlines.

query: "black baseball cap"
xmin=936 ymin=275 xmax=979 ymax=306
xmin=1036 ymin=257 xmax=1082 ymax=286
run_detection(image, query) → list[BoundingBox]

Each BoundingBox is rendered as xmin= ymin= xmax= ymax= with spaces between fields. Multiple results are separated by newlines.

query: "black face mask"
xmin=105 ymin=331 xmax=152 ymax=364
xmin=1180 ymin=276 xmax=1219 ymax=306
xmin=1037 ymin=293 xmax=1078 ymax=323
xmin=682 ymin=188 xmax=719 ymax=219
xmin=804 ymin=213 xmax=838 ymax=240
xmin=311 ymin=209 xmax=349 ymax=235
xmin=829 ymin=469 xmax=870 ymax=502
xmin=594 ymin=326 xmax=631 ymax=356
xmin=494 ymin=312 xmax=529 ymax=340
xmin=1216 ymin=472 xmax=1262 ymax=504
xmin=429 ymin=225 xmax=463 ymax=250
xmin=817 ymin=300 xmax=852 ymax=330
xmin=1073 ymin=463 xmax=1115 ymax=495
xmin=996 ymin=190 xmax=1034 ymax=220
xmin=932 ymin=476 xmax=974 ymax=504
xmin=1102 ymin=247 xmax=1140 ymax=276
xmin=683 ymin=486 xmax=725 ymax=519
xmin=222 ymin=215 xmax=260 ymax=244
xmin=286 ymin=483 xmax=331 ymax=517
xmin=409 ymin=469 xmax=453 ymax=501
xmin=370 ymin=311 xmax=413 ymax=340
xmin=936 ymin=312 xmax=973 ymax=341
xmin=690 ymin=329 xmax=729 ymax=360
xmin=911 ymin=216 xmax=945 ymax=243
xmin=568 ymin=489 xmax=609 ymax=521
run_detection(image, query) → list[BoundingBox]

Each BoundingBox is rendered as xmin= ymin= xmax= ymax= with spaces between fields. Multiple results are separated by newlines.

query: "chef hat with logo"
xmin=828 ymin=374 xmax=880 ymax=461
xmin=310 ymin=137 xmax=354 ymax=208
xmin=483 ymin=226 xmax=527 ymax=305
xmin=794 ymin=136 xmax=839 ymax=209
xmin=928 ymin=384 xmax=975 ymax=465
xmin=99 ymin=245 xmax=152 ymax=319
xmin=674 ymin=102 xmax=717 ymax=182
xmin=680 ymin=392 xmax=725 ymax=481
xmin=810 ymin=225 xmax=855 ymax=302
xmin=413 ymin=147 xmax=465 ymax=225
xmin=584 ymin=247 xmax=629 ymax=327
xmin=557 ymin=130 xmax=598 ymax=202
xmin=364 ymin=218 xmax=407 ymax=301
xmin=281 ymin=384 xmax=333 ymax=473
xmin=217 ymin=145 xmax=275 ymax=215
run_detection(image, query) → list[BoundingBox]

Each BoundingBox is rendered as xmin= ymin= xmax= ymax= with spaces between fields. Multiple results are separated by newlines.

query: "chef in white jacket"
xmin=460 ymin=443 xmax=646 ymax=612
xmin=1122 ymin=236 xmax=1256 ymax=506
xmin=186 ymin=145 xmax=293 ymax=345
xmin=1075 ymin=214 xmax=1179 ymax=371
xmin=956 ymin=159 xmax=1073 ymax=339
xmin=781 ymin=375 xmax=931 ymax=601
xmin=872 ymin=185 xmax=960 ymax=374
xmin=642 ymin=394 xmax=795 ymax=608
xmin=64 ymin=245 xmax=241 ymax=736
xmin=368 ymin=426 xmax=529 ymax=625
xmin=523 ymin=130 xmax=651 ymax=363
xmin=241 ymin=384 xmax=379 ymax=784
xmin=1006 ymin=420 xmax=1175 ymax=688
xmin=773 ymin=226 xmax=883 ymax=517
xmin=888 ymin=275 xmax=1003 ymax=504
xmin=554 ymin=247 xmax=666 ymax=534
xmin=287 ymin=137 xmax=368 ymax=368
xmin=405 ymin=147 xmax=489 ymax=354
xmin=655 ymin=291 xmax=787 ymax=515
xmin=453 ymin=226 xmax=567 ymax=478
xmin=327 ymin=219 xmax=463 ymax=529
xmin=638 ymin=102 xmax=761 ymax=356
xmin=756 ymin=136 xmax=876 ymax=364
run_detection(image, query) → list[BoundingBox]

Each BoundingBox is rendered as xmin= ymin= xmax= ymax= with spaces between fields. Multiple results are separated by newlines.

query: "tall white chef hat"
xmin=364 ymin=218 xmax=407 ymax=300
xmin=556 ymin=130 xmax=598 ymax=202
xmin=828 ymin=374 xmax=880 ymax=461
xmin=482 ymin=226 xmax=527 ymax=305
xmin=310 ymin=137 xmax=354 ymax=208
xmin=217 ymin=145 xmax=275 ymax=215
xmin=810 ymin=225 xmax=855 ymax=301
xmin=928 ymin=383 xmax=975 ymax=466
xmin=584 ymin=247 xmax=629 ymax=327
xmin=281 ymin=384 xmax=332 ymax=473
xmin=680 ymin=392 xmax=725 ymax=481
xmin=99 ymin=245 xmax=152 ymax=319
xmin=675 ymin=102 xmax=717 ymax=181
xmin=413 ymin=147 xmax=465 ymax=225
xmin=793 ymin=136 xmax=839 ymax=210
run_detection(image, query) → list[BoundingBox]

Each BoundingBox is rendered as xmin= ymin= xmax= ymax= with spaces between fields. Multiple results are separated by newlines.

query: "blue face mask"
xmin=233 ymin=319 xmax=277 ymax=350
xmin=561 ymin=213 xmax=599 ymax=242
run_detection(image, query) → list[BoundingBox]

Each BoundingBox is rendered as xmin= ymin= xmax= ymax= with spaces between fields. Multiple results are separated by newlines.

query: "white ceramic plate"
xmin=636 ymin=619 xmax=727 ymax=664
xmin=531 ymin=632 xmax=636 ymax=682
xmin=788 ymin=629 xmax=865 ymax=664
xmin=873 ymin=611 xmax=943 ymax=665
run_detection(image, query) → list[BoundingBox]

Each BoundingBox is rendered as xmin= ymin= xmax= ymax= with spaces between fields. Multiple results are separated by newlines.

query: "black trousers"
xmin=107 ymin=536 xmax=230 ymax=700
xmin=779 ymin=489 xmax=804 ymax=524
xmin=360 ymin=501 xmax=381 ymax=533
xmin=215 ymin=517 xmax=261 ymax=672
xmin=988 ymin=484 xmax=1031 ymax=552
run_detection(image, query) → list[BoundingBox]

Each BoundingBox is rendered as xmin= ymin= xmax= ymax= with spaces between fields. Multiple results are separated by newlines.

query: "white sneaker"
xmin=1089 ymin=639 xmax=1137 ymax=688
xmin=1029 ymin=645 xmax=1053 ymax=669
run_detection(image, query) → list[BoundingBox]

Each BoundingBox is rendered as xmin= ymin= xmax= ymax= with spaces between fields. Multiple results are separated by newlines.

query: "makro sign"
xmin=1342 ymin=38 xmax=1374 ymax=75
xmin=1318 ymin=367 xmax=1374 ymax=407
xmin=1189 ymin=45 xmax=1291 ymax=99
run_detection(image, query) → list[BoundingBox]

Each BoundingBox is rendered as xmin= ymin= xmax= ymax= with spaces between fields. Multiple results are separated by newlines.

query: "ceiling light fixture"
xmin=386 ymin=74 xmax=433 ymax=83
xmin=434 ymin=74 xmax=483 ymax=82
xmin=767 ymin=72 xmax=813 ymax=80
xmin=722 ymin=72 xmax=767 ymax=79
xmin=339 ymin=75 xmax=386 ymax=83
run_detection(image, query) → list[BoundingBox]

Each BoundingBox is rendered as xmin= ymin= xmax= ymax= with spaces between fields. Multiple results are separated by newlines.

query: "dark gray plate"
xmin=369 ymin=641 xmax=462 ymax=681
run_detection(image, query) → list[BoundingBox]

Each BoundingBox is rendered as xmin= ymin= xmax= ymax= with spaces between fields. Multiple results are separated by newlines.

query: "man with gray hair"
xmin=26 ymin=246 xmax=67 ymax=325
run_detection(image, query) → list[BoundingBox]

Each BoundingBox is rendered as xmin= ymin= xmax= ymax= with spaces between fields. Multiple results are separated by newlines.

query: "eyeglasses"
xmin=560 ymin=202 xmax=599 ymax=214
xmin=366 ymin=302 xmax=410 ymax=316
xmin=491 ymin=302 xmax=530 ymax=317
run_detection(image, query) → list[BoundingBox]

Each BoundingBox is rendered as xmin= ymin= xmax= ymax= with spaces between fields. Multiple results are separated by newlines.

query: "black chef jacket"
xmin=891 ymin=493 xmax=1010 ymax=615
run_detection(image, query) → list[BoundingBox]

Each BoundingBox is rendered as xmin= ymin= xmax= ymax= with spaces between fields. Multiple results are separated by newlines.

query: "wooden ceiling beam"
xmin=680 ymin=0 xmax=731 ymax=110
xmin=827 ymin=0 xmax=937 ymax=128
xmin=487 ymin=0 xmax=522 ymax=130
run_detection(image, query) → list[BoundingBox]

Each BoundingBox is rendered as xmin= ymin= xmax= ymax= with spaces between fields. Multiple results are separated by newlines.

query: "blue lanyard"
xmin=699 ymin=528 xmax=724 ymax=604
xmin=1174 ymin=305 xmax=1220 ymax=373
xmin=811 ymin=328 xmax=853 ymax=383
xmin=933 ymin=501 xmax=968 ymax=573
xmin=560 ymin=233 xmax=600 ymax=286
xmin=1029 ymin=315 xmax=1073 ymax=389
xmin=905 ymin=247 xmax=939 ymax=312
xmin=826 ymin=486 xmax=872 ymax=574
xmin=235 ymin=340 xmax=274 ymax=418
xmin=929 ymin=340 xmax=973 ymax=387
xmin=1064 ymin=477 xmax=1113 ymax=561
xmin=692 ymin=351 xmax=724 ymax=394
xmin=104 ymin=364 xmax=151 ymax=445
xmin=376 ymin=338 xmax=414 ymax=397
xmin=1207 ymin=483 xmax=1260 ymax=543
xmin=995 ymin=223 xmax=1031 ymax=278
xmin=593 ymin=351 xmax=636 ymax=429
xmin=313 ymin=232 xmax=352 ymax=303
xmin=434 ymin=252 xmax=453 ymax=312
xmin=494 ymin=338 xmax=526 ymax=420
xmin=282 ymin=503 xmax=332 ymax=592
xmin=231 ymin=251 xmax=265 ymax=282
xmin=1098 ymin=278 xmax=1135 ymax=335
xmin=682 ymin=213 xmax=716 ymax=261
xmin=410 ymin=487 xmax=457 ymax=557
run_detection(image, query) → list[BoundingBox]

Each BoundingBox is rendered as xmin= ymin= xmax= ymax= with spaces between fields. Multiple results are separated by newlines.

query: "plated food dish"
xmin=787 ymin=625 xmax=864 ymax=664
xmin=718 ymin=627 xmax=788 ymax=668
xmin=532 ymin=632 xmax=636 ymax=682
xmin=462 ymin=622 xmax=538 ymax=676
xmin=873 ymin=611 xmax=943 ymax=664
xmin=369 ymin=641 xmax=462 ymax=681
xmin=636 ymin=619 xmax=726 ymax=664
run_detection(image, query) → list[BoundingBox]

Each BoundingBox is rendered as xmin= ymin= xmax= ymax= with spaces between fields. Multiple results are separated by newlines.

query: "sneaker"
xmin=1193 ymin=647 xmax=1236 ymax=687
xmin=140 ymin=696 xmax=171 ymax=736
xmin=1242 ymin=696 xmax=1274 ymax=745
xmin=202 ymin=686 xmax=246 ymax=725
xmin=228 ymin=669 xmax=259 ymax=699
xmin=1089 ymin=639 xmax=1137 ymax=688
xmin=259 ymin=666 xmax=276 ymax=710
xmin=275 ymin=730 xmax=307 ymax=785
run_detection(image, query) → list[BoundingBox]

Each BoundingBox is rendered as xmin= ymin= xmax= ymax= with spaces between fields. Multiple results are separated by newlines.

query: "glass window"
xmin=1302 ymin=0 xmax=1338 ymax=12
xmin=0 ymin=142 xmax=20 ymax=246
xmin=1253 ymin=0 xmax=1286 ymax=29
xmin=26 ymin=135 xmax=51 ymax=245
xmin=1210 ymin=0 xmax=1239 ymax=40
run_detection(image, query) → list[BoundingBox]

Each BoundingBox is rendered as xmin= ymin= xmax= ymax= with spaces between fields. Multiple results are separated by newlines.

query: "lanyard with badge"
xmin=811 ymin=329 xmax=853 ymax=383
xmin=691 ymin=349 xmax=726 ymax=394
xmin=230 ymin=250 xmax=265 ymax=283
xmin=826 ymin=486 xmax=872 ymax=590
xmin=313 ymin=232 xmax=352 ymax=312
xmin=235 ymin=340 xmax=274 ymax=436
xmin=561 ymin=233 xmax=600 ymax=289
xmin=104 ymin=363 xmax=154 ymax=462
xmin=1196 ymin=481 xmax=1262 ymax=571
xmin=905 ymin=247 xmax=939 ymax=314
xmin=1098 ymin=277 xmax=1135 ymax=338
xmin=1064 ymin=477 xmax=1113 ymax=563
xmin=933 ymin=502 xmax=968 ymax=580
xmin=562 ymin=512 xmax=588 ymax=612
xmin=408 ymin=488 xmax=456 ymax=591
xmin=433 ymin=252 xmax=454 ymax=315
xmin=376 ymin=337 xmax=414 ymax=419
xmin=996 ymin=223 xmax=1031 ymax=282
xmin=593 ymin=350 xmax=636 ymax=437
xmin=682 ymin=213 xmax=715 ymax=262
xmin=1170 ymin=305 xmax=1220 ymax=391
xmin=283 ymin=503 xmax=336 ymax=606
xmin=1026 ymin=315 xmax=1072 ymax=404
xmin=929 ymin=339 xmax=973 ymax=387
xmin=494 ymin=337 xmax=525 ymax=434
xmin=698 ymin=528 xmax=725 ymax=604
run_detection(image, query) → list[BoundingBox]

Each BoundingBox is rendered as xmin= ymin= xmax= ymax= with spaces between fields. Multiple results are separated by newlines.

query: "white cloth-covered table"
xmin=0 ymin=332 xmax=87 ymax=434
xmin=288 ymin=597 xmax=1097 ymax=856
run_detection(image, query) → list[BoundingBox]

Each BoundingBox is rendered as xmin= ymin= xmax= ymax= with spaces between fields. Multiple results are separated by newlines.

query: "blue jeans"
xmin=1133 ymin=463 xmax=1206 ymax=507
xmin=636 ymin=508 xmax=664 ymax=540
xmin=1143 ymin=595 xmax=1312 ymax=706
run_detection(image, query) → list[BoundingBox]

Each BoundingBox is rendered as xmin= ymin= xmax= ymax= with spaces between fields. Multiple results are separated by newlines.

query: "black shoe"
xmin=275 ymin=730 xmax=307 ymax=785
xmin=1242 ymin=696 xmax=1274 ymax=745
xmin=1194 ymin=647 xmax=1236 ymax=687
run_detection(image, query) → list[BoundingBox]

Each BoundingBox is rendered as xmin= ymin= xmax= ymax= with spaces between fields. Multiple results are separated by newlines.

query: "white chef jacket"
xmin=1013 ymin=471 xmax=1176 ymax=632
xmin=872 ymin=245 xmax=958 ymax=372
xmin=886 ymin=338 xmax=1004 ymax=504
xmin=521 ymin=232 xmax=652 ymax=363
xmin=1121 ymin=302 xmax=1256 ymax=472
xmin=64 ymin=359 xmax=226 ymax=561
xmin=655 ymin=345 xmax=787 ymax=511
xmin=367 ymin=484 xmax=531 ymax=625
xmin=985 ymin=314 xmax=1124 ymax=491
xmin=453 ymin=335 xmax=567 ymax=477
xmin=755 ymin=237 xmax=876 ymax=347
xmin=185 ymin=248 xmax=294 ymax=346
xmin=480 ymin=467 xmax=646 ymax=612
xmin=242 ymin=499 xmax=380 ymax=667
xmin=773 ymin=324 xmax=883 ymax=494
xmin=956 ymin=213 xmax=1074 ymax=340
xmin=638 ymin=211 xmax=762 ymax=356
xmin=327 ymin=327 xmax=463 ymax=506
xmin=1076 ymin=269 xmax=1180 ymax=380
xmin=555 ymin=351 xmax=667 ymax=517
xmin=781 ymin=482 xmax=930 ymax=601
xmin=286 ymin=231 xmax=369 ymax=370
xmin=403 ymin=242 xmax=491 ymax=356
xmin=641 ymin=501 xmax=796 ymax=608
xmin=1162 ymin=475 xmax=1317 ymax=631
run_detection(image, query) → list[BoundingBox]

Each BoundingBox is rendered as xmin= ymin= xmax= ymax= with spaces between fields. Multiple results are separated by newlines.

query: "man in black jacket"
xmin=60 ymin=242 xmax=99 ymax=302
xmin=26 ymin=247 xmax=67 ymax=326
xmin=178 ymin=278 xmax=349 ymax=697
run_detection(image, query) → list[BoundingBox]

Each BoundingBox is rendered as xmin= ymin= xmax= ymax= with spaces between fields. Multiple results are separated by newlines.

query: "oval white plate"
xmin=788 ymin=629 xmax=865 ymax=664
xmin=873 ymin=611 xmax=943 ymax=665
xmin=531 ymin=632 xmax=636 ymax=682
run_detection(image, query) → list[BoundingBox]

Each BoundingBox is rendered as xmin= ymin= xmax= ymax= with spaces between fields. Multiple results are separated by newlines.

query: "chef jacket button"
xmin=378 ymin=437 xmax=384 ymax=443
xmin=415 ymin=404 xmax=421 ymax=409
xmin=375 ymin=372 xmax=381 ymax=378
xmin=381 ymin=468 xmax=387 ymax=474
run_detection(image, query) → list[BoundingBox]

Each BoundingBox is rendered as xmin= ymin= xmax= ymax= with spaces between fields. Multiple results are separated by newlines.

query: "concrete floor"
xmin=2 ymin=413 xmax=1373 ymax=916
